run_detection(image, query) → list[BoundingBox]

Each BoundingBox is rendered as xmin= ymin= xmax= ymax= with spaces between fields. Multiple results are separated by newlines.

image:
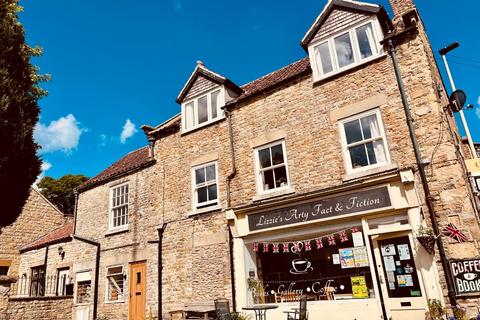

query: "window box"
xmin=308 ymin=18 xmax=384 ymax=82
xmin=109 ymin=183 xmax=129 ymax=231
xmin=254 ymin=140 xmax=291 ymax=195
xmin=182 ymin=88 xmax=225 ymax=133
xmin=339 ymin=109 xmax=390 ymax=175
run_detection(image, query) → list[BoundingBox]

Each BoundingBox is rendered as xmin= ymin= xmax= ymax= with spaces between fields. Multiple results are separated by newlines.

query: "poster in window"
xmin=383 ymin=256 xmax=396 ymax=272
xmin=332 ymin=254 xmax=340 ymax=265
xmin=352 ymin=232 xmax=364 ymax=247
xmin=397 ymin=244 xmax=411 ymax=260
xmin=381 ymin=244 xmax=396 ymax=256
xmin=353 ymin=247 xmax=369 ymax=267
xmin=339 ymin=248 xmax=355 ymax=269
xmin=351 ymin=276 xmax=368 ymax=298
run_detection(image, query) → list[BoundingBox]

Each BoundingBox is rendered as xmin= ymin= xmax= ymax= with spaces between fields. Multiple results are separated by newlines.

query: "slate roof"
xmin=20 ymin=223 xmax=73 ymax=252
xmin=77 ymin=146 xmax=155 ymax=192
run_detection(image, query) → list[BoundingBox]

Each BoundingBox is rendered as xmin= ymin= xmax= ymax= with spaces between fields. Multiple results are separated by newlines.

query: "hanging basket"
xmin=417 ymin=235 xmax=436 ymax=254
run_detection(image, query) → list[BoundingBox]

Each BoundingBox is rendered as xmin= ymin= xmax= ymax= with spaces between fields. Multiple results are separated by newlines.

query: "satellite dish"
xmin=449 ymin=90 xmax=466 ymax=113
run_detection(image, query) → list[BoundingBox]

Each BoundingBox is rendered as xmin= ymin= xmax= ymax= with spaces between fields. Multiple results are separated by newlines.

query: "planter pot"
xmin=417 ymin=235 xmax=436 ymax=254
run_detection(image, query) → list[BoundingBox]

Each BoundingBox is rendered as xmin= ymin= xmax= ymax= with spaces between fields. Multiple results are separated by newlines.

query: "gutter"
xmin=384 ymin=31 xmax=457 ymax=306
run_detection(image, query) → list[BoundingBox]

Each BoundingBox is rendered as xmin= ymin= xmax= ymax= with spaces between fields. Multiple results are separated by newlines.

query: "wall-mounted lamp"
xmin=58 ymin=247 xmax=65 ymax=260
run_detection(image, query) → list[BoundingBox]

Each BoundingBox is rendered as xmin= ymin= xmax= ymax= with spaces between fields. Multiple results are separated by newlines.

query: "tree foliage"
xmin=0 ymin=1 xmax=49 ymax=227
xmin=38 ymin=174 xmax=89 ymax=216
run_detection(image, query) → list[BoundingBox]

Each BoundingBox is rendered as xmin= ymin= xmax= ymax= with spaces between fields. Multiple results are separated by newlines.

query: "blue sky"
xmin=19 ymin=0 xmax=480 ymax=179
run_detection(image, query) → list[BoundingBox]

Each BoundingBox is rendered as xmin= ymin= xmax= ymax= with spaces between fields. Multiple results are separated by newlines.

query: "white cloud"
xmin=98 ymin=134 xmax=107 ymax=147
xmin=35 ymin=160 xmax=52 ymax=184
xmin=120 ymin=119 xmax=138 ymax=144
xmin=34 ymin=114 xmax=83 ymax=154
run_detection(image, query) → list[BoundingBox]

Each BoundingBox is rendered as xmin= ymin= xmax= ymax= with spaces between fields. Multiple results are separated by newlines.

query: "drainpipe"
xmin=72 ymin=234 xmax=101 ymax=320
xmin=157 ymin=224 xmax=166 ymax=319
xmin=386 ymin=38 xmax=457 ymax=306
xmin=72 ymin=190 xmax=78 ymax=235
xmin=43 ymin=245 xmax=49 ymax=295
xmin=223 ymin=107 xmax=238 ymax=311
xmin=224 ymin=108 xmax=237 ymax=208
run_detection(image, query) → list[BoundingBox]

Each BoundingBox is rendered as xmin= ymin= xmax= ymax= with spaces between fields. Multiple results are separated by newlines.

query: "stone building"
xmin=68 ymin=0 xmax=480 ymax=319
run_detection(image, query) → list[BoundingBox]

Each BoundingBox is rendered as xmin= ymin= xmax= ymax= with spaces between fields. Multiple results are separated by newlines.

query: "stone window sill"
xmin=342 ymin=164 xmax=398 ymax=182
xmin=253 ymin=188 xmax=296 ymax=202
xmin=104 ymin=299 xmax=125 ymax=304
xmin=105 ymin=226 xmax=129 ymax=237
xmin=188 ymin=204 xmax=222 ymax=217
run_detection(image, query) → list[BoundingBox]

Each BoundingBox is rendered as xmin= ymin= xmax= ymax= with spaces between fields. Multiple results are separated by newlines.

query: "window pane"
xmin=197 ymin=186 xmax=208 ymax=203
xmin=262 ymin=169 xmax=275 ymax=191
xmin=349 ymin=144 xmax=368 ymax=168
xmin=344 ymin=120 xmax=362 ymax=144
xmin=198 ymin=96 xmax=208 ymax=124
xmin=258 ymin=148 xmax=271 ymax=169
xmin=271 ymin=144 xmax=285 ymax=165
xmin=372 ymin=140 xmax=387 ymax=164
xmin=205 ymin=164 xmax=216 ymax=181
xmin=108 ymin=266 xmax=123 ymax=275
xmin=356 ymin=23 xmax=374 ymax=59
xmin=185 ymin=102 xmax=194 ymax=128
xmin=211 ymin=90 xmax=220 ymax=119
xmin=314 ymin=42 xmax=333 ymax=74
xmin=366 ymin=142 xmax=377 ymax=165
xmin=195 ymin=168 xmax=205 ymax=184
xmin=334 ymin=32 xmax=354 ymax=68
xmin=274 ymin=166 xmax=288 ymax=188
xmin=207 ymin=184 xmax=217 ymax=201
xmin=360 ymin=115 xmax=379 ymax=139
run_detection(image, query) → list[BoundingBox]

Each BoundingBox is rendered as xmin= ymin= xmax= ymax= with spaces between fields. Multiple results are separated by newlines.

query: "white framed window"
xmin=339 ymin=109 xmax=390 ymax=174
xmin=182 ymin=87 xmax=225 ymax=132
xmin=309 ymin=18 xmax=383 ymax=81
xmin=192 ymin=161 xmax=218 ymax=209
xmin=105 ymin=265 xmax=125 ymax=302
xmin=254 ymin=140 xmax=290 ymax=194
xmin=109 ymin=183 xmax=129 ymax=230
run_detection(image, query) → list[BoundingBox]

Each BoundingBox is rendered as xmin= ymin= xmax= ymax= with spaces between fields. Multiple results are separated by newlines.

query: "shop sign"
xmin=450 ymin=259 xmax=480 ymax=296
xmin=465 ymin=159 xmax=480 ymax=174
xmin=248 ymin=186 xmax=391 ymax=231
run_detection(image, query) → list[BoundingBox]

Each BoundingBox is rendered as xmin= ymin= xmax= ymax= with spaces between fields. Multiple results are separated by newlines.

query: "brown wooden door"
xmin=129 ymin=261 xmax=147 ymax=320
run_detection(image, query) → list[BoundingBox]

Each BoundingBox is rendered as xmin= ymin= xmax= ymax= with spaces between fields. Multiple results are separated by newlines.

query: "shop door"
xmin=372 ymin=234 xmax=427 ymax=320
xmin=129 ymin=261 xmax=147 ymax=320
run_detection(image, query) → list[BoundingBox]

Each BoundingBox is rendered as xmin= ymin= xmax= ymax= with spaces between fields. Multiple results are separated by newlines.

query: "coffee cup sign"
xmin=290 ymin=258 xmax=313 ymax=274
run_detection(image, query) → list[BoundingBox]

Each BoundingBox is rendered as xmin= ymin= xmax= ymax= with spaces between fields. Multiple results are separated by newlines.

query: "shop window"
xmin=76 ymin=280 xmax=92 ymax=304
xmin=248 ymin=224 xmax=375 ymax=303
xmin=106 ymin=265 xmax=125 ymax=302
xmin=339 ymin=109 xmax=389 ymax=174
xmin=254 ymin=140 xmax=290 ymax=194
xmin=56 ymin=268 xmax=69 ymax=296
xmin=378 ymin=236 xmax=422 ymax=298
xmin=30 ymin=265 xmax=46 ymax=297
xmin=109 ymin=183 xmax=129 ymax=230
xmin=192 ymin=161 xmax=218 ymax=209
xmin=309 ymin=19 xmax=383 ymax=81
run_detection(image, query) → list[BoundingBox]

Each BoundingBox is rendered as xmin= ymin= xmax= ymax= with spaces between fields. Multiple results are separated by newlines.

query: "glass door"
xmin=372 ymin=233 xmax=427 ymax=320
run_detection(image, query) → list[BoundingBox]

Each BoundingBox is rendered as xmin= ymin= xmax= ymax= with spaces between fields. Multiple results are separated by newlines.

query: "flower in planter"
xmin=452 ymin=304 xmax=467 ymax=320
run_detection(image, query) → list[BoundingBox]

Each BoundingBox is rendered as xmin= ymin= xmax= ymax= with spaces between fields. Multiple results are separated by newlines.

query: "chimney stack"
xmin=389 ymin=0 xmax=416 ymax=17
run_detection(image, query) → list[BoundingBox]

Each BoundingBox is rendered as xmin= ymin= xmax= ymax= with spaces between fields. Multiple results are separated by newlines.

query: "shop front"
xmin=228 ymin=174 xmax=444 ymax=320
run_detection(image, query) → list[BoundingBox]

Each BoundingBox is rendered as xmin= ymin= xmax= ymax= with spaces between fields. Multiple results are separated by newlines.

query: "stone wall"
xmin=0 ymin=296 xmax=73 ymax=320
xmin=0 ymin=188 xmax=66 ymax=278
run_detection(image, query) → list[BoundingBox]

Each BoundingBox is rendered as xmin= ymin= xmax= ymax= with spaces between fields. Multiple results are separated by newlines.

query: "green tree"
xmin=38 ymin=174 xmax=89 ymax=216
xmin=0 ymin=1 xmax=50 ymax=227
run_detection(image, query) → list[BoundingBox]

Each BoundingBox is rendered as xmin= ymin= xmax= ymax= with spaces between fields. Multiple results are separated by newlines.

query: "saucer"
xmin=290 ymin=268 xmax=310 ymax=275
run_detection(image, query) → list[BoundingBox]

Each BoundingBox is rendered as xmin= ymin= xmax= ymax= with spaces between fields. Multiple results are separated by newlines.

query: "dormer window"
xmin=183 ymin=87 xmax=224 ymax=131
xmin=308 ymin=19 xmax=383 ymax=81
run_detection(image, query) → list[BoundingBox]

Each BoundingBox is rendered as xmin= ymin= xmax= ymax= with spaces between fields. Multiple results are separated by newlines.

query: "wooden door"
xmin=129 ymin=261 xmax=147 ymax=320
xmin=372 ymin=233 xmax=428 ymax=320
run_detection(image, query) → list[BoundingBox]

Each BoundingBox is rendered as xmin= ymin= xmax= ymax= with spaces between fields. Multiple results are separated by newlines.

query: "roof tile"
xmin=21 ymin=223 xmax=73 ymax=252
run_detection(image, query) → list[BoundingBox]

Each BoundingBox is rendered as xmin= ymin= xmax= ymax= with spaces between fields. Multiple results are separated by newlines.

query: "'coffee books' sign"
xmin=248 ymin=186 xmax=391 ymax=231
xmin=450 ymin=259 xmax=480 ymax=296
